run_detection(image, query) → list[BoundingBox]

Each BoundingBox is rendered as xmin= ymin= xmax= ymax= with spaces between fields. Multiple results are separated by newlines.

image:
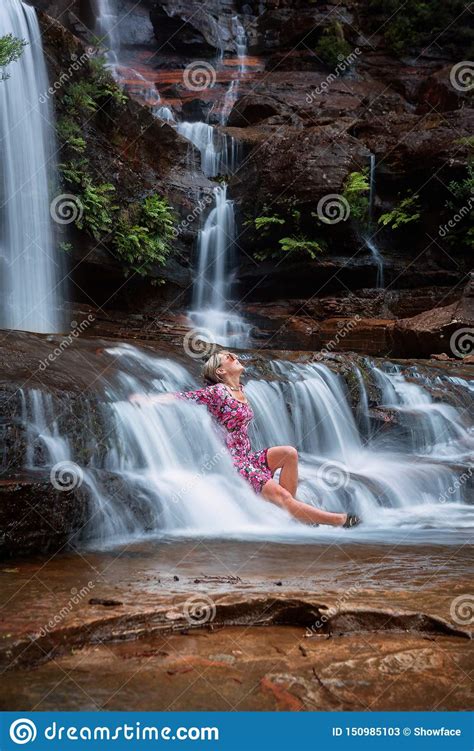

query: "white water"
xmin=364 ymin=154 xmax=385 ymax=288
xmin=219 ymin=16 xmax=247 ymax=125
xmin=188 ymin=184 xmax=251 ymax=347
xmin=364 ymin=234 xmax=385 ymax=288
xmin=93 ymin=0 xmax=120 ymax=68
xmin=0 ymin=0 xmax=63 ymax=333
xmin=176 ymin=121 xmax=241 ymax=178
xmin=22 ymin=345 xmax=474 ymax=547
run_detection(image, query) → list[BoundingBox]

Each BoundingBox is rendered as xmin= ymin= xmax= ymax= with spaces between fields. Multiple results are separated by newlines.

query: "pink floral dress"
xmin=176 ymin=382 xmax=273 ymax=493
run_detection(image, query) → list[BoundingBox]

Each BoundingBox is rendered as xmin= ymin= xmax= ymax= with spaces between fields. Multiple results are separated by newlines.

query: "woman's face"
xmin=217 ymin=351 xmax=244 ymax=380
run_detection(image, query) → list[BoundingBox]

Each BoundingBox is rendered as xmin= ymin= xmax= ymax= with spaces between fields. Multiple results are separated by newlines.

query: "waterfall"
xmin=363 ymin=154 xmax=385 ymax=288
xmin=176 ymin=122 xmax=241 ymax=177
xmin=232 ymin=15 xmax=247 ymax=73
xmin=188 ymin=184 xmax=251 ymax=346
xmin=0 ymin=0 xmax=64 ymax=333
xmin=218 ymin=16 xmax=248 ymax=125
xmin=21 ymin=345 xmax=474 ymax=547
xmin=364 ymin=235 xmax=385 ymax=288
xmin=93 ymin=0 xmax=120 ymax=68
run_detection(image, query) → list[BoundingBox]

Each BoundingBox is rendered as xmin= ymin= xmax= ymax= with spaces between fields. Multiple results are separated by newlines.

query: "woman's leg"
xmin=266 ymin=445 xmax=299 ymax=496
xmin=261 ymin=478 xmax=347 ymax=527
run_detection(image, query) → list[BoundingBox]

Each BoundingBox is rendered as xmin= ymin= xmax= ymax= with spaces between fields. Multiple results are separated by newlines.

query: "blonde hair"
xmin=202 ymin=352 xmax=223 ymax=384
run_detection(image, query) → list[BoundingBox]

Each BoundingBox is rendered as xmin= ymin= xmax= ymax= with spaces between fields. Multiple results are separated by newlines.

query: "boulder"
xmin=393 ymin=273 xmax=474 ymax=358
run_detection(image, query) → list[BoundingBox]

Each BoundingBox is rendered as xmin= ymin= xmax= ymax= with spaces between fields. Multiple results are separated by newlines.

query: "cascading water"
xmin=188 ymin=184 xmax=251 ymax=346
xmin=21 ymin=345 xmax=474 ymax=547
xmin=93 ymin=0 xmax=120 ymax=69
xmin=176 ymin=122 xmax=240 ymax=178
xmin=363 ymin=154 xmax=385 ymax=288
xmin=219 ymin=16 xmax=248 ymax=125
xmin=0 ymin=0 xmax=64 ymax=333
xmin=233 ymin=15 xmax=247 ymax=73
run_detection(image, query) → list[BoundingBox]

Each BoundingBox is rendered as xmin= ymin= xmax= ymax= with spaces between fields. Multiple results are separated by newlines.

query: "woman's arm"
xmin=129 ymin=393 xmax=175 ymax=406
xmin=129 ymin=384 xmax=220 ymax=408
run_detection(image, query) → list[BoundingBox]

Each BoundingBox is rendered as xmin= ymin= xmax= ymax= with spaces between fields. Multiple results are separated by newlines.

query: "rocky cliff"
xmin=30 ymin=0 xmax=473 ymax=351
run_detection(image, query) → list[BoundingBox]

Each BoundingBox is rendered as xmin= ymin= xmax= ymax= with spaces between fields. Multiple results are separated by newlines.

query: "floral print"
xmin=176 ymin=383 xmax=273 ymax=493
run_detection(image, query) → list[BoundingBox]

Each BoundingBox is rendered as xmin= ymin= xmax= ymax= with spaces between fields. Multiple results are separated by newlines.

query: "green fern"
xmin=378 ymin=193 xmax=420 ymax=230
xmin=278 ymin=235 xmax=324 ymax=259
xmin=342 ymin=169 xmax=370 ymax=223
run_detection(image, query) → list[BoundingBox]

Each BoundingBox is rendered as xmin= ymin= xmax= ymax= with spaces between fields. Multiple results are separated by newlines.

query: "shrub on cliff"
xmin=0 ymin=34 xmax=26 ymax=80
xmin=114 ymin=195 xmax=177 ymax=276
xmin=315 ymin=22 xmax=352 ymax=68
xmin=56 ymin=57 xmax=177 ymax=277
xmin=366 ymin=0 xmax=473 ymax=57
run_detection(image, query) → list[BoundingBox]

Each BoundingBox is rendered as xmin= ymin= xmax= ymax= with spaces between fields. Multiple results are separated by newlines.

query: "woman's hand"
xmin=129 ymin=393 xmax=175 ymax=406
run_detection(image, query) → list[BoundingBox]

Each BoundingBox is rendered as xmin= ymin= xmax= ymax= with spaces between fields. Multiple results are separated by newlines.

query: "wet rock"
xmin=394 ymin=274 xmax=474 ymax=358
xmin=0 ymin=476 xmax=89 ymax=558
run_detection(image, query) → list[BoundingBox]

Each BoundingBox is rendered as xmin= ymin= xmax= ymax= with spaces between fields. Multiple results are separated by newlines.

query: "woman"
xmin=130 ymin=351 xmax=360 ymax=528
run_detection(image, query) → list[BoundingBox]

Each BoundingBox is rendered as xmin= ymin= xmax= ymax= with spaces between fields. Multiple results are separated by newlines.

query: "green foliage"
xmin=77 ymin=179 xmax=117 ymax=240
xmin=315 ymin=22 xmax=352 ymax=68
xmin=250 ymin=202 xmax=325 ymax=261
xmin=455 ymin=136 xmax=474 ymax=149
xmin=278 ymin=235 xmax=324 ymax=260
xmin=444 ymin=163 xmax=474 ymax=251
xmin=55 ymin=57 xmax=175 ymax=276
xmin=60 ymin=159 xmax=117 ymax=240
xmin=114 ymin=195 xmax=176 ymax=275
xmin=57 ymin=118 xmax=86 ymax=154
xmin=62 ymin=59 xmax=126 ymax=117
xmin=0 ymin=34 xmax=27 ymax=80
xmin=253 ymin=215 xmax=286 ymax=231
xmin=366 ymin=0 xmax=473 ymax=57
xmin=447 ymin=163 xmax=474 ymax=205
xmin=378 ymin=193 xmax=420 ymax=230
xmin=342 ymin=169 xmax=370 ymax=223
xmin=59 ymin=155 xmax=176 ymax=273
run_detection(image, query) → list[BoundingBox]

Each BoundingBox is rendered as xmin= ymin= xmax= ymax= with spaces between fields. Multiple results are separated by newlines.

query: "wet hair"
xmin=202 ymin=352 xmax=223 ymax=384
